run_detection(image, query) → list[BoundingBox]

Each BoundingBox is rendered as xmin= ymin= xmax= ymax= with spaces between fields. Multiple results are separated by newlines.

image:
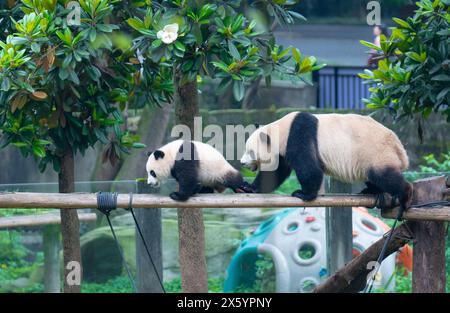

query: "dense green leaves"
xmin=128 ymin=0 xmax=323 ymax=101
xmin=360 ymin=0 xmax=450 ymax=123
xmin=0 ymin=0 xmax=152 ymax=172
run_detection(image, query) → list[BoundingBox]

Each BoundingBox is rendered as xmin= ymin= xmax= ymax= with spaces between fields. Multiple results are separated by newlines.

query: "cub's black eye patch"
xmin=150 ymin=170 xmax=156 ymax=178
xmin=249 ymin=150 xmax=256 ymax=159
xmin=154 ymin=150 xmax=165 ymax=160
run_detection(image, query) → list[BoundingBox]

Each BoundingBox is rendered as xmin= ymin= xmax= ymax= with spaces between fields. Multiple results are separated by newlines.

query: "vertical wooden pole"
xmin=173 ymin=70 xmax=208 ymax=293
xmin=410 ymin=176 xmax=446 ymax=293
xmin=43 ymin=225 xmax=60 ymax=293
xmin=326 ymin=178 xmax=353 ymax=274
xmin=135 ymin=181 xmax=163 ymax=293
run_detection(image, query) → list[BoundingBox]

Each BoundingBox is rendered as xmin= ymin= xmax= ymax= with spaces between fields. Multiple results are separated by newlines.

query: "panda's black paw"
xmin=236 ymin=182 xmax=256 ymax=193
xmin=170 ymin=192 xmax=190 ymax=202
xmin=291 ymin=190 xmax=317 ymax=201
xmin=358 ymin=187 xmax=372 ymax=195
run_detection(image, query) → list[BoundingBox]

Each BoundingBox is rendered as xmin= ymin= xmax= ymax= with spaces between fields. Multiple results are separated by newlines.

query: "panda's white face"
xmin=241 ymin=126 xmax=280 ymax=172
xmin=145 ymin=150 xmax=167 ymax=188
xmin=240 ymin=148 xmax=258 ymax=171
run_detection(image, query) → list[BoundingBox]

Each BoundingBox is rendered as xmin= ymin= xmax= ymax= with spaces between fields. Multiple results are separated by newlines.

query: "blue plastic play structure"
xmin=224 ymin=207 xmax=396 ymax=293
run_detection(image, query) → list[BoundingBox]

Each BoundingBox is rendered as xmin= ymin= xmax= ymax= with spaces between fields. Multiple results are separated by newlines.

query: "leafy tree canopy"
xmin=0 ymin=0 xmax=322 ymax=172
xmin=0 ymin=0 xmax=156 ymax=172
xmin=360 ymin=0 xmax=450 ymax=125
xmin=127 ymin=0 xmax=324 ymax=102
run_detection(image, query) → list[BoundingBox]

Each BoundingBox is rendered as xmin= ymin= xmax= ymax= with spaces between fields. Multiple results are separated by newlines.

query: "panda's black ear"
xmin=259 ymin=132 xmax=271 ymax=146
xmin=154 ymin=150 xmax=165 ymax=160
xmin=254 ymin=123 xmax=260 ymax=129
xmin=147 ymin=151 xmax=153 ymax=157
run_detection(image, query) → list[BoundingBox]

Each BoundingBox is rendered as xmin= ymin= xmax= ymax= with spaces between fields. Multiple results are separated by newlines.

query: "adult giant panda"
xmin=146 ymin=140 xmax=247 ymax=201
xmin=240 ymin=112 xmax=413 ymax=214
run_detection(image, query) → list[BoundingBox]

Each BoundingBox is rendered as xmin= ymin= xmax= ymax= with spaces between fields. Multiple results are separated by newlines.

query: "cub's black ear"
xmin=259 ymin=132 xmax=271 ymax=146
xmin=154 ymin=150 xmax=165 ymax=160
xmin=147 ymin=151 xmax=153 ymax=157
xmin=254 ymin=123 xmax=260 ymax=129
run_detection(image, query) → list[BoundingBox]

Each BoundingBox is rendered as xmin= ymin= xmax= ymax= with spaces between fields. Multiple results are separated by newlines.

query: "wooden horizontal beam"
xmin=0 ymin=192 xmax=448 ymax=221
xmin=382 ymin=206 xmax=450 ymax=222
xmin=0 ymin=212 xmax=97 ymax=229
xmin=0 ymin=192 xmax=383 ymax=209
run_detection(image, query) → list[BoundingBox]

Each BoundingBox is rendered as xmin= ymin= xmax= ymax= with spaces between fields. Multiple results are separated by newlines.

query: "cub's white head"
xmin=145 ymin=150 xmax=167 ymax=188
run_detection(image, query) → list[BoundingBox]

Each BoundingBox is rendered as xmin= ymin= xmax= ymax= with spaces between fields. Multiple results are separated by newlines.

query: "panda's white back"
xmin=314 ymin=113 xmax=409 ymax=182
xmin=192 ymin=141 xmax=237 ymax=186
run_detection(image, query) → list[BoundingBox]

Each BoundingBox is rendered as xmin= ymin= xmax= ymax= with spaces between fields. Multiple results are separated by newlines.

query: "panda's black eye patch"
xmin=150 ymin=170 xmax=156 ymax=178
xmin=154 ymin=150 xmax=165 ymax=160
xmin=249 ymin=150 xmax=255 ymax=159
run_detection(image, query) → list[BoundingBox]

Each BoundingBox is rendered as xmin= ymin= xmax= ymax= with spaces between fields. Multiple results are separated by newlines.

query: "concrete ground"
xmin=274 ymin=24 xmax=375 ymax=67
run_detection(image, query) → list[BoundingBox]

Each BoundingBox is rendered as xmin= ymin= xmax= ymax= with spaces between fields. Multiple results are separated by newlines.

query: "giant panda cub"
xmin=240 ymin=112 xmax=413 ymax=214
xmin=146 ymin=140 xmax=247 ymax=201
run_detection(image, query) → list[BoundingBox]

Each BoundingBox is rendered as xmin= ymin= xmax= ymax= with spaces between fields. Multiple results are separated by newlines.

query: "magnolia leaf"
xmin=233 ymin=80 xmax=244 ymax=101
xmin=11 ymin=94 xmax=27 ymax=113
xmin=30 ymin=91 xmax=48 ymax=101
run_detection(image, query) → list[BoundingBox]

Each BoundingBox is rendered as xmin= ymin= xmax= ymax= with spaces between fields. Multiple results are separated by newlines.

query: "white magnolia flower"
xmin=157 ymin=23 xmax=179 ymax=44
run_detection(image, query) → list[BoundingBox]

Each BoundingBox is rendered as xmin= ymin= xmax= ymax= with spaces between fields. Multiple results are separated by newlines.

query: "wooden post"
xmin=58 ymin=146 xmax=82 ymax=293
xmin=410 ymin=176 xmax=447 ymax=293
xmin=43 ymin=225 xmax=60 ymax=293
xmin=326 ymin=178 xmax=353 ymax=274
xmin=135 ymin=181 xmax=163 ymax=293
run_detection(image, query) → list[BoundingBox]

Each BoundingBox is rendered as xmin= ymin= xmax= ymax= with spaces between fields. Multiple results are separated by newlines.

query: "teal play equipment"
xmin=224 ymin=209 xmax=294 ymax=292
xmin=224 ymin=207 xmax=396 ymax=293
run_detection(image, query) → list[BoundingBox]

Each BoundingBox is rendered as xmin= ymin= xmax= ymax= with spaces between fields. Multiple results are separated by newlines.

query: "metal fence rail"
xmin=313 ymin=66 xmax=372 ymax=110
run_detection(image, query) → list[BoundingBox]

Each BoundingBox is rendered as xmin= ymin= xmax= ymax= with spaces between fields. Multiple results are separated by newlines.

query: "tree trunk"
xmin=59 ymin=146 xmax=82 ymax=293
xmin=242 ymin=76 xmax=262 ymax=110
xmin=173 ymin=70 xmax=208 ymax=293
xmin=174 ymin=75 xmax=200 ymax=131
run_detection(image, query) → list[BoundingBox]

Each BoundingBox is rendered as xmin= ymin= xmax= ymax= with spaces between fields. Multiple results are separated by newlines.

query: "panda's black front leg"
xmin=359 ymin=181 xmax=383 ymax=195
xmin=170 ymin=178 xmax=200 ymax=202
xmin=247 ymin=155 xmax=292 ymax=193
xmin=291 ymin=167 xmax=323 ymax=201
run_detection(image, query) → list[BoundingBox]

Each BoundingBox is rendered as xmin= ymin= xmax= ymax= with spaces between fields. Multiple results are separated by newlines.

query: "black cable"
xmin=105 ymin=214 xmax=137 ymax=292
xmin=127 ymin=193 xmax=166 ymax=293
xmin=365 ymin=194 xmax=404 ymax=293
xmin=97 ymin=192 xmax=137 ymax=293
xmin=411 ymin=200 xmax=450 ymax=208
xmin=365 ymin=217 xmax=399 ymax=293
xmin=364 ymin=197 xmax=450 ymax=292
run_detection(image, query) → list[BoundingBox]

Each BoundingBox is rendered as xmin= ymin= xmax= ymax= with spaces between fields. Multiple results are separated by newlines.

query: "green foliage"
xmin=164 ymin=276 xmax=224 ymax=293
xmin=234 ymin=255 xmax=276 ymax=293
xmin=419 ymin=151 xmax=450 ymax=173
xmin=360 ymin=0 xmax=450 ymax=124
xmin=0 ymin=230 xmax=29 ymax=262
xmin=0 ymin=0 xmax=159 ymax=172
xmin=81 ymin=276 xmax=133 ymax=293
xmin=394 ymin=267 xmax=412 ymax=293
xmin=128 ymin=0 xmax=323 ymax=102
